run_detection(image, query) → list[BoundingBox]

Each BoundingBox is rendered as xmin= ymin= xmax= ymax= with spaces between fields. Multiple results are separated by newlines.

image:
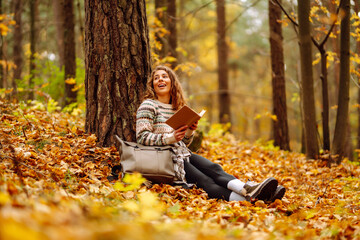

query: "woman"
xmin=136 ymin=65 xmax=285 ymax=202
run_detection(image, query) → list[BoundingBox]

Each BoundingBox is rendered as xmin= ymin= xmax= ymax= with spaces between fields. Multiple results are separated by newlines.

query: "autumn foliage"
xmin=1 ymin=98 xmax=360 ymax=239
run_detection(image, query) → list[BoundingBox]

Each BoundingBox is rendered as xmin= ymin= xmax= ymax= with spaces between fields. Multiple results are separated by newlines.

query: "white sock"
xmin=227 ymin=179 xmax=245 ymax=195
xmin=229 ymin=191 xmax=247 ymax=201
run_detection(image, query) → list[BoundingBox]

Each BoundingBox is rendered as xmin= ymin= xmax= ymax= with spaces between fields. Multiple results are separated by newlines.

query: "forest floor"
xmin=1 ymin=98 xmax=360 ymax=240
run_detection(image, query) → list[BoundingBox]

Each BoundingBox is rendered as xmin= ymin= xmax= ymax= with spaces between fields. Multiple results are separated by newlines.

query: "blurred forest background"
xmin=1 ymin=0 xmax=360 ymax=159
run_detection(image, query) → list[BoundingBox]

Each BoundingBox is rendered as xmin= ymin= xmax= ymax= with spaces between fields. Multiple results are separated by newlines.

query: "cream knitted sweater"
xmin=136 ymin=99 xmax=194 ymax=146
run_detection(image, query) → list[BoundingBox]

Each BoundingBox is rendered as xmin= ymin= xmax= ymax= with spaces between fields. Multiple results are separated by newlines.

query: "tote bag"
xmin=115 ymin=135 xmax=175 ymax=184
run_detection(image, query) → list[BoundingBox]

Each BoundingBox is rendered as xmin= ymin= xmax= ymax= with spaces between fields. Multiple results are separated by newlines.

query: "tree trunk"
xmin=355 ymin=0 xmax=360 ymax=151
xmin=29 ymin=0 xmax=38 ymax=100
xmin=329 ymin=1 xmax=340 ymax=103
xmin=84 ymin=0 xmax=151 ymax=146
xmin=216 ymin=0 xmax=231 ymax=125
xmin=298 ymin=0 xmax=319 ymax=159
xmin=155 ymin=0 xmax=168 ymax=59
xmin=332 ymin=0 xmax=350 ymax=162
xmin=0 ymin=0 xmax=3 ymax=89
xmin=52 ymin=0 xmax=65 ymax=68
xmin=269 ymin=0 xmax=290 ymax=151
xmin=63 ymin=0 xmax=77 ymax=106
xmin=320 ymin=49 xmax=330 ymax=151
xmin=12 ymin=0 xmax=23 ymax=94
xmin=76 ymin=0 xmax=85 ymax=57
xmin=167 ymin=0 xmax=177 ymax=68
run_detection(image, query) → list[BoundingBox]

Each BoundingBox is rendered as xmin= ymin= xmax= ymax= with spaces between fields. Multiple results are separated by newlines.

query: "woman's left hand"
xmin=189 ymin=121 xmax=198 ymax=131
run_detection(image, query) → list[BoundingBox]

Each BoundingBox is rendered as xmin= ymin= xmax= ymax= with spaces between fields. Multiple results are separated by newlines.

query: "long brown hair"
xmin=144 ymin=65 xmax=186 ymax=110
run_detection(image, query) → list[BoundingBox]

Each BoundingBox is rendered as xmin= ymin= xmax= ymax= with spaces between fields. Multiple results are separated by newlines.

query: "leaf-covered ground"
xmin=1 ymin=99 xmax=360 ymax=240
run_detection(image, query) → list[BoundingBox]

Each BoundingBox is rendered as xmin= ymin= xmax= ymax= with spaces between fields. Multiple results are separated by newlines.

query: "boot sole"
xmin=269 ymin=186 xmax=286 ymax=202
xmin=247 ymin=177 xmax=278 ymax=201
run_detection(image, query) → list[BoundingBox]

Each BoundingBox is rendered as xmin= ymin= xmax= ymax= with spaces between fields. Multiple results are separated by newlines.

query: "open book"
xmin=165 ymin=105 xmax=206 ymax=130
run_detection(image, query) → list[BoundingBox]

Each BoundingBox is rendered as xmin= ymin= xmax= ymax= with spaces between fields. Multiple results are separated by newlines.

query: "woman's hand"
xmin=174 ymin=125 xmax=188 ymax=141
xmin=189 ymin=121 xmax=198 ymax=131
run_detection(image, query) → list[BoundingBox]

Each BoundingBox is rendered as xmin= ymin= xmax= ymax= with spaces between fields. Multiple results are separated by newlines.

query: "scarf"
xmin=171 ymin=142 xmax=191 ymax=183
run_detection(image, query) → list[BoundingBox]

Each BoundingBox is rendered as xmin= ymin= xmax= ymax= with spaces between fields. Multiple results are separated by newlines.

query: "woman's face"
xmin=153 ymin=70 xmax=171 ymax=98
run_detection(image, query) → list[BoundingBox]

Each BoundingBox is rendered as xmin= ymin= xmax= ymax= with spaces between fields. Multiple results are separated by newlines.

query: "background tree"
xmin=0 ymin=0 xmax=4 ymax=89
xmin=355 ymin=0 xmax=360 ymax=151
xmin=298 ymin=0 xmax=319 ymax=159
xmin=216 ymin=0 xmax=231 ymax=125
xmin=28 ymin=0 xmax=38 ymax=100
xmin=52 ymin=0 xmax=65 ymax=68
xmin=268 ymin=0 xmax=290 ymax=151
xmin=12 ymin=0 xmax=23 ymax=94
xmin=84 ymin=0 xmax=151 ymax=146
xmin=154 ymin=0 xmax=168 ymax=59
xmin=167 ymin=0 xmax=177 ymax=68
xmin=63 ymin=0 xmax=77 ymax=106
xmin=332 ymin=0 xmax=350 ymax=162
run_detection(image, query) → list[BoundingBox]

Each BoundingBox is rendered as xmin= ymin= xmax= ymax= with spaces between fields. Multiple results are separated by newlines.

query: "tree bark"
xmin=167 ymin=0 xmax=177 ymax=68
xmin=63 ymin=0 xmax=77 ymax=106
xmin=29 ymin=0 xmax=38 ymax=100
xmin=216 ymin=0 xmax=231 ymax=125
xmin=269 ymin=0 xmax=290 ymax=151
xmin=12 ymin=0 xmax=23 ymax=94
xmin=332 ymin=0 xmax=350 ymax=162
xmin=84 ymin=0 xmax=151 ymax=146
xmin=52 ymin=0 xmax=65 ymax=68
xmin=298 ymin=0 xmax=319 ymax=159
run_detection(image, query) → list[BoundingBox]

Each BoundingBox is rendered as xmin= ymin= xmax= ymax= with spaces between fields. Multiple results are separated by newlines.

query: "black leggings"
xmin=184 ymin=153 xmax=236 ymax=200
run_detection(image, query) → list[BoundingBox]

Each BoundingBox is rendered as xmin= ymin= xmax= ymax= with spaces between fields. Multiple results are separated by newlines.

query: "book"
xmin=165 ymin=105 xmax=206 ymax=130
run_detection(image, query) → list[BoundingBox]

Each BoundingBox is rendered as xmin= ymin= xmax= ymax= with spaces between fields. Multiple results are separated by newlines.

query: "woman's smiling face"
xmin=153 ymin=70 xmax=171 ymax=98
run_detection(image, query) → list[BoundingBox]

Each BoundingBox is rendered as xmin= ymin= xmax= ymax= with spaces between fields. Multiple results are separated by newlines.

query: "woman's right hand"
xmin=174 ymin=125 xmax=188 ymax=142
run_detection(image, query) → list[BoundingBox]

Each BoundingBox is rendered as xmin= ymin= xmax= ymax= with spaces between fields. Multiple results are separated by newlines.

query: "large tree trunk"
xmin=63 ymin=0 xmax=77 ymax=106
xmin=298 ymin=0 xmax=319 ymax=159
xmin=216 ymin=0 xmax=231 ymax=125
xmin=155 ymin=0 xmax=168 ymax=59
xmin=29 ymin=0 xmax=38 ymax=100
xmin=332 ymin=0 xmax=350 ymax=162
xmin=12 ymin=0 xmax=23 ymax=94
xmin=167 ymin=0 xmax=177 ymax=68
xmin=269 ymin=0 xmax=290 ymax=151
xmin=84 ymin=0 xmax=151 ymax=146
xmin=52 ymin=0 xmax=65 ymax=68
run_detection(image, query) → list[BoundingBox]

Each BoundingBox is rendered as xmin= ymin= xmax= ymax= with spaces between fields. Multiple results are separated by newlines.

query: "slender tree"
xmin=76 ymin=0 xmax=85 ymax=56
xmin=12 ymin=0 xmax=23 ymax=94
xmin=155 ymin=0 xmax=168 ymax=59
xmin=332 ymin=0 xmax=350 ymax=162
xmin=84 ymin=0 xmax=151 ymax=146
xmin=29 ymin=0 xmax=38 ymax=100
xmin=355 ymin=0 xmax=360 ymax=151
xmin=216 ymin=0 xmax=231 ymax=125
xmin=52 ymin=0 xmax=65 ymax=68
xmin=63 ymin=0 xmax=77 ymax=106
xmin=0 ymin=0 xmax=3 ymax=89
xmin=268 ymin=0 xmax=290 ymax=151
xmin=298 ymin=0 xmax=319 ymax=159
xmin=167 ymin=0 xmax=177 ymax=68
